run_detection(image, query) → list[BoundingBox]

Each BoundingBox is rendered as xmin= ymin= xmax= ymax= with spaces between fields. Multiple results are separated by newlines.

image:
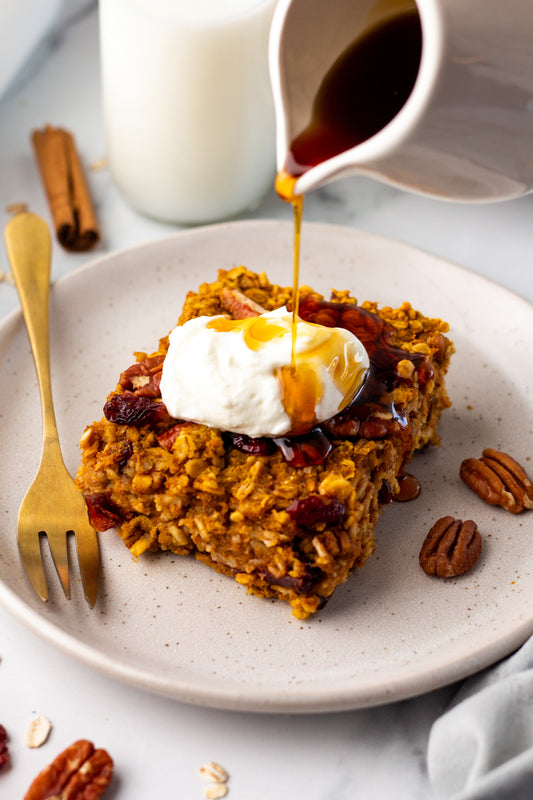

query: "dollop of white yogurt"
xmin=160 ymin=307 xmax=369 ymax=437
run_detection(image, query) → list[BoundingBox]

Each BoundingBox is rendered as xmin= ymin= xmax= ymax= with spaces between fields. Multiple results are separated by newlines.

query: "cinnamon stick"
xmin=31 ymin=125 xmax=100 ymax=252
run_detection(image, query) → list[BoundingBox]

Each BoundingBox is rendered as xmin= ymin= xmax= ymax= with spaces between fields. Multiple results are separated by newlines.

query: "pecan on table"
xmin=24 ymin=739 xmax=113 ymax=800
xmin=460 ymin=448 xmax=533 ymax=514
xmin=419 ymin=516 xmax=482 ymax=578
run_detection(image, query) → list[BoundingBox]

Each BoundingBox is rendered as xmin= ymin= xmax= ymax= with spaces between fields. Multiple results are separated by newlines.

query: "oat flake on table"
xmin=199 ymin=761 xmax=229 ymax=783
xmin=24 ymin=714 xmax=52 ymax=748
xmin=204 ymin=784 xmax=228 ymax=799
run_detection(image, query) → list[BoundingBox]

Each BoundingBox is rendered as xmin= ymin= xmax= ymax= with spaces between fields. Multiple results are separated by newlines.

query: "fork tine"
xmin=17 ymin=523 xmax=48 ymax=602
xmin=75 ymin=527 xmax=100 ymax=608
xmin=46 ymin=529 xmax=71 ymax=599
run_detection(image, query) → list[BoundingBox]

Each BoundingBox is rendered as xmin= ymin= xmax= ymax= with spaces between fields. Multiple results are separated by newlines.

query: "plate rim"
xmin=2 ymin=572 xmax=533 ymax=713
xmin=1 ymin=218 xmax=532 ymax=713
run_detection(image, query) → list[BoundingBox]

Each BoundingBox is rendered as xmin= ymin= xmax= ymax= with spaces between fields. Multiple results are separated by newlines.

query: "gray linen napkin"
xmin=428 ymin=637 xmax=533 ymax=799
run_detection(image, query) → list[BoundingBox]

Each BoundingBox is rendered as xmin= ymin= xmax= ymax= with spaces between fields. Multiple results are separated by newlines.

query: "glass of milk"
xmin=99 ymin=0 xmax=277 ymax=225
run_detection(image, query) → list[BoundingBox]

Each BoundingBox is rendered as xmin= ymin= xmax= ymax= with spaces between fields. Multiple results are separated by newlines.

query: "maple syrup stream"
xmin=274 ymin=169 xmax=421 ymax=494
xmin=275 ymin=169 xmax=303 ymax=368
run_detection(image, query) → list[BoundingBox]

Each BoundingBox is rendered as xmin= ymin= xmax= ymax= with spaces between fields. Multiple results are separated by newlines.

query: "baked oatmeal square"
xmin=76 ymin=266 xmax=453 ymax=618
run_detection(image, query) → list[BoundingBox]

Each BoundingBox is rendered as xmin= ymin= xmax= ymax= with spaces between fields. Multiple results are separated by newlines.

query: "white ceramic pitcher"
xmin=269 ymin=0 xmax=533 ymax=202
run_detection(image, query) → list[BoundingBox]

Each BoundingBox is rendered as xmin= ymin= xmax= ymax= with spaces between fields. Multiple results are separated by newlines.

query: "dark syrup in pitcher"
xmin=285 ymin=9 xmax=422 ymax=176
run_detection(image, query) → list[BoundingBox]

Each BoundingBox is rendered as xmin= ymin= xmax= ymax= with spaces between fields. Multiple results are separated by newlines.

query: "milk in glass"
xmin=99 ymin=0 xmax=277 ymax=224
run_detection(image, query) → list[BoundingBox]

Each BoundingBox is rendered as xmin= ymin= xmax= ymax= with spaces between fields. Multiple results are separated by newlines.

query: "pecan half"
xmin=419 ymin=516 xmax=482 ymax=578
xmin=119 ymin=354 xmax=165 ymax=398
xmin=156 ymin=421 xmax=194 ymax=451
xmin=460 ymin=448 xmax=533 ymax=514
xmin=220 ymin=287 xmax=267 ymax=319
xmin=24 ymin=739 xmax=113 ymax=800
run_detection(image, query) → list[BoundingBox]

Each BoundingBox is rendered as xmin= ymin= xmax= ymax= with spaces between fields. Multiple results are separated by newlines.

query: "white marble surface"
xmin=0 ymin=2 xmax=532 ymax=797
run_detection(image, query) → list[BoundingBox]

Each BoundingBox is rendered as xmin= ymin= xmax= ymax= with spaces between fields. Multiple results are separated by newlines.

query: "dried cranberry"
xmin=274 ymin=428 xmax=333 ymax=467
xmin=0 ymin=725 xmax=9 ymax=770
xmin=117 ymin=442 xmax=133 ymax=472
xmin=224 ymin=432 xmax=277 ymax=456
xmin=258 ymin=564 xmax=323 ymax=594
xmin=287 ymin=494 xmax=346 ymax=528
xmin=85 ymin=493 xmax=127 ymax=531
xmin=378 ymin=480 xmax=394 ymax=505
xmin=103 ymin=391 xmax=168 ymax=426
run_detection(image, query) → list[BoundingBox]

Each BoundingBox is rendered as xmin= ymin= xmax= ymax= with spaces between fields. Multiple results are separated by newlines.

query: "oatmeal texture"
xmin=76 ymin=267 xmax=453 ymax=618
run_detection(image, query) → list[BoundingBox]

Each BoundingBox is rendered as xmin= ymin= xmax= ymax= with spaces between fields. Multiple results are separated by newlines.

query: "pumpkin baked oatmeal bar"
xmin=76 ymin=267 xmax=453 ymax=618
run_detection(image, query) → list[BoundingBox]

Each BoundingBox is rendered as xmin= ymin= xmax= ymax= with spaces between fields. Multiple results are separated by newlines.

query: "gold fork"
xmin=5 ymin=211 xmax=99 ymax=606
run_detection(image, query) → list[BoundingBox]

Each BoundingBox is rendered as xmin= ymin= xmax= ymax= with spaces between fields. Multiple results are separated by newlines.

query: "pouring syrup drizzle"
xmin=275 ymin=168 xmax=303 ymax=368
xmin=208 ymin=309 xmax=367 ymax=437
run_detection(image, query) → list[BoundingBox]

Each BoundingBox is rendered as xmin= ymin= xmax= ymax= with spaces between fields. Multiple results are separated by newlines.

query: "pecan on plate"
xmin=460 ymin=448 xmax=533 ymax=514
xmin=419 ymin=516 xmax=482 ymax=578
xmin=24 ymin=739 xmax=113 ymax=800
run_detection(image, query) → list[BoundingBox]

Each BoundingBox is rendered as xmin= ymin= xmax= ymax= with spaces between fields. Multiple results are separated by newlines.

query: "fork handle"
xmin=5 ymin=213 xmax=61 ymax=451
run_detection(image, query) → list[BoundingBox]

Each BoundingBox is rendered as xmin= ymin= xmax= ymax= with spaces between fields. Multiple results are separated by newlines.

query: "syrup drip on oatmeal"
xmin=379 ymin=473 xmax=421 ymax=504
xmin=395 ymin=472 xmax=421 ymax=501
xmin=225 ymin=296 xmax=432 ymax=480
xmin=207 ymin=310 xmax=367 ymax=436
xmin=297 ymin=294 xmax=432 ymax=438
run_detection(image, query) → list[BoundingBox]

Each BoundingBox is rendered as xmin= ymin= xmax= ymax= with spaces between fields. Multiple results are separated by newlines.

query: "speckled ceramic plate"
xmin=1 ymin=220 xmax=532 ymax=712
